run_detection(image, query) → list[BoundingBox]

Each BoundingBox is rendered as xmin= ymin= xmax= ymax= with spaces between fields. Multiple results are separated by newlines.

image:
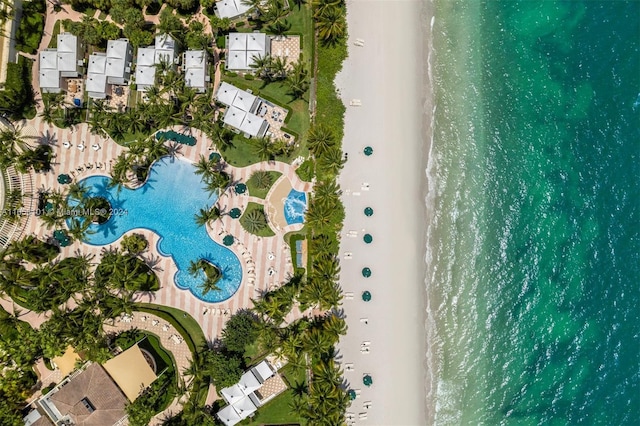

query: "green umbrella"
xmin=363 ymin=374 xmax=373 ymax=386
xmin=364 ymin=207 xmax=374 ymax=216
xmin=348 ymin=389 xmax=356 ymax=400
xmin=362 ymin=291 xmax=371 ymax=302
xmin=362 ymin=267 xmax=371 ymax=278
xmin=235 ymin=183 xmax=247 ymax=194
xmin=57 ymin=174 xmax=71 ymax=184
xmin=364 ymin=146 xmax=373 ymax=156
xmin=229 ymin=208 xmax=241 ymax=219
xmin=363 ymin=234 xmax=373 ymax=244
xmin=223 ymin=235 xmax=234 ymax=246
xmin=44 ymin=202 xmax=54 ymax=213
xmin=209 ymin=152 xmax=221 ymax=162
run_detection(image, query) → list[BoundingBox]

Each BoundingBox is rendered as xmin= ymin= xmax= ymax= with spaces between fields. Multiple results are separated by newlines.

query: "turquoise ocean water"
xmin=427 ymin=1 xmax=639 ymax=424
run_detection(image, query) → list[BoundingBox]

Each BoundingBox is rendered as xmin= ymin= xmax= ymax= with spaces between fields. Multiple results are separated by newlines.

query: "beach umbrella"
xmin=364 ymin=146 xmax=373 ymax=156
xmin=362 ymin=267 xmax=371 ymax=278
xmin=57 ymin=174 xmax=71 ymax=184
xmin=348 ymin=389 xmax=356 ymax=400
xmin=364 ymin=207 xmax=374 ymax=216
xmin=362 ymin=291 xmax=372 ymax=302
xmin=209 ymin=152 xmax=221 ymax=162
xmin=229 ymin=208 xmax=241 ymax=219
xmin=363 ymin=374 xmax=373 ymax=387
xmin=235 ymin=183 xmax=247 ymax=194
xmin=44 ymin=202 xmax=54 ymax=213
xmin=363 ymin=234 xmax=373 ymax=244
xmin=223 ymin=235 xmax=234 ymax=246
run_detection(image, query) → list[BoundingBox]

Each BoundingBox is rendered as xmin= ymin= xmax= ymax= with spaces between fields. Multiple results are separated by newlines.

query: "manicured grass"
xmin=135 ymin=303 xmax=206 ymax=352
xmin=48 ymin=20 xmax=61 ymax=48
xmin=240 ymin=202 xmax=276 ymax=237
xmin=246 ymin=171 xmax=281 ymax=199
xmin=286 ymin=3 xmax=314 ymax=67
xmin=286 ymin=231 xmax=307 ymax=275
xmin=240 ymin=364 xmax=307 ymax=425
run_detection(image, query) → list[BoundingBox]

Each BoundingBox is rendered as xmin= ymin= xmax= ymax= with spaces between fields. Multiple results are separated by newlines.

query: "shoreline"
xmin=336 ymin=0 xmax=431 ymax=424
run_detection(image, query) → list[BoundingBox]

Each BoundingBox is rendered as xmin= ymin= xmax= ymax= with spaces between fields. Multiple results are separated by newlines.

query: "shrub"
xmin=243 ymin=73 xmax=255 ymax=80
xmin=15 ymin=0 xmax=46 ymax=54
xmin=296 ymin=158 xmax=315 ymax=182
xmin=0 ymin=56 xmax=35 ymax=120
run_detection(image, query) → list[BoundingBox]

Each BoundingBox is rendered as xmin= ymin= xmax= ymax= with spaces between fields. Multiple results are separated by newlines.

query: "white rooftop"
xmin=252 ymin=360 xmax=275 ymax=383
xmin=86 ymin=73 xmax=107 ymax=98
xmin=238 ymin=371 xmax=261 ymax=394
xmin=226 ymin=33 xmax=270 ymax=71
xmin=233 ymin=395 xmax=257 ymax=418
xmin=40 ymin=51 xmax=57 ymax=70
xmin=231 ymin=90 xmax=257 ymax=112
xmin=239 ymin=112 xmax=268 ymax=137
xmin=215 ymin=0 xmax=251 ymax=19
xmin=183 ymin=50 xmax=207 ymax=92
xmin=87 ymin=54 xmax=107 ymax=75
xmin=223 ymin=105 xmax=247 ymax=130
xmin=217 ymin=405 xmax=242 ymax=426
xmin=220 ymin=384 xmax=245 ymax=405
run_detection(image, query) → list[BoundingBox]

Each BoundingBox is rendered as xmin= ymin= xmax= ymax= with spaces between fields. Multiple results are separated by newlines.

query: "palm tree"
xmin=312 ymin=256 xmax=340 ymax=282
xmin=322 ymin=313 xmax=347 ymax=339
xmin=0 ymin=127 xmax=30 ymax=155
xmin=287 ymin=67 xmax=310 ymax=100
xmin=304 ymin=328 xmax=333 ymax=354
xmin=249 ymin=136 xmax=275 ymax=161
xmin=318 ymin=146 xmax=346 ymax=175
xmin=193 ymin=155 xmax=214 ymax=180
xmin=250 ymin=170 xmax=273 ymax=190
xmin=307 ymin=125 xmax=336 ymax=157
xmin=66 ymin=181 xmax=88 ymax=201
xmin=240 ymin=0 xmax=264 ymax=13
xmin=315 ymin=5 xmax=346 ymax=45
xmin=268 ymin=19 xmax=292 ymax=35
xmin=243 ymin=209 xmax=268 ymax=234
xmin=312 ymin=0 xmax=343 ymax=18
xmin=249 ymin=54 xmax=273 ymax=80
xmin=194 ymin=206 xmax=221 ymax=227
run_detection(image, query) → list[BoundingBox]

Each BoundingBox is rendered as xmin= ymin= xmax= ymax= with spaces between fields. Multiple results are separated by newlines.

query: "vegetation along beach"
xmin=0 ymin=0 xmax=638 ymax=425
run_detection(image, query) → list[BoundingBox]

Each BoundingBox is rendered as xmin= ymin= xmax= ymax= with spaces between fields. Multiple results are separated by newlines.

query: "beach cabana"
xmin=364 ymin=207 xmax=374 ymax=216
xmin=363 ymin=234 xmax=373 ymax=244
xmin=362 ymin=291 xmax=372 ymax=302
xmin=362 ymin=267 xmax=371 ymax=278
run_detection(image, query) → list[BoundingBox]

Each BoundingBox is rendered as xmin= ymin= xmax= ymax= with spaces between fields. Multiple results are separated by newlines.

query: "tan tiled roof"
xmin=48 ymin=363 xmax=127 ymax=426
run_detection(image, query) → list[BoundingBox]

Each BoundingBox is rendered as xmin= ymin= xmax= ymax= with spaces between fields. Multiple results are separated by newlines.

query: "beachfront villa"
xmin=226 ymin=32 xmax=270 ymax=72
xmin=183 ymin=50 xmax=209 ymax=92
xmin=38 ymin=33 xmax=83 ymax=93
xmin=28 ymin=344 xmax=158 ymax=425
xmin=214 ymin=0 xmax=251 ymax=19
xmin=215 ymin=81 xmax=269 ymax=137
xmin=216 ymin=360 xmax=287 ymax=426
xmin=86 ymin=39 xmax=133 ymax=99
xmin=135 ymin=34 xmax=179 ymax=92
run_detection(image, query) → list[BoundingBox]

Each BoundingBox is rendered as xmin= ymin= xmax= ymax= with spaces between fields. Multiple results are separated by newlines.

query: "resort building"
xmin=38 ymin=33 xmax=83 ymax=93
xmin=33 ymin=344 xmax=158 ymax=426
xmin=183 ymin=50 xmax=209 ymax=92
xmin=214 ymin=0 xmax=252 ymax=19
xmin=215 ymin=81 xmax=269 ymax=138
xmin=36 ymin=363 xmax=128 ymax=426
xmin=86 ymin=39 xmax=133 ymax=99
xmin=135 ymin=34 xmax=179 ymax=92
xmin=217 ymin=360 xmax=287 ymax=426
xmin=226 ymin=32 xmax=270 ymax=72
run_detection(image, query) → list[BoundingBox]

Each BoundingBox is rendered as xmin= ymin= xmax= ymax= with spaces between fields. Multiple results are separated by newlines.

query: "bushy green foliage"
xmin=15 ymin=0 xmax=45 ymax=54
xmin=221 ymin=310 xmax=261 ymax=354
xmin=0 ymin=57 xmax=35 ymax=120
xmin=120 ymin=233 xmax=148 ymax=255
xmin=63 ymin=17 xmax=121 ymax=47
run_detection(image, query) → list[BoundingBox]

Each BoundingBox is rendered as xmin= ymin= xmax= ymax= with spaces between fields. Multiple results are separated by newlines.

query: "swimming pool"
xmin=75 ymin=157 xmax=242 ymax=303
xmin=283 ymin=189 xmax=307 ymax=225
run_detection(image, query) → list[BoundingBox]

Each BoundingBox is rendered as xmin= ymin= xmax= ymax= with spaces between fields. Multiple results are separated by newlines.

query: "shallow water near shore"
xmin=426 ymin=1 xmax=639 ymax=423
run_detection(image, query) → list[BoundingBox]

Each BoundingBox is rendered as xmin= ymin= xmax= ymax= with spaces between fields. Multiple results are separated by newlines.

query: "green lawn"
xmin=48 ymin=20 xmax=61 ymax=48
xmin=246 ymin=171 xmax=282 ymax=199
xmin=239 ymin=202 xmax=276 ymax=237
xmin=135 ymin=304 xmax=206 ymax=352
xmin=286 ymin=3 xmax=314 ymax=67
xmin=240 ymin=364 xmax=307 ymax=425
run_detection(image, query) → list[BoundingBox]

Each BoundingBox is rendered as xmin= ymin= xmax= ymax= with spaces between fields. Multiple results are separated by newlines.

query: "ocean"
xmin=426 ymin=1 xmax=640 ymax=424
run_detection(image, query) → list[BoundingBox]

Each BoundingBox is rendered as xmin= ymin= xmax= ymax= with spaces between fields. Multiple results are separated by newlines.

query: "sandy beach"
xmin=336 ymin=0 xmax=429 ymax=424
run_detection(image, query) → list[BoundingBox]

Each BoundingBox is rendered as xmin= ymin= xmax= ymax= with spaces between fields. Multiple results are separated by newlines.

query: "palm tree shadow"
xmin=142 ymin=253 xmax=164 ymax=273
xmin=40 ymin=129 xmax=58 ymax=146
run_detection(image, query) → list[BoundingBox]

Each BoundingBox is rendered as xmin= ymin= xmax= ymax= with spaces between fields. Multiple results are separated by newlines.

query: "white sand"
xmin=336 ymin=0 xmax=429 ymax=424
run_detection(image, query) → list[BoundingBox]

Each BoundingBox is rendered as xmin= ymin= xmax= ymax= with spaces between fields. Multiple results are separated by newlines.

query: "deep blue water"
xmin=428 ymin=1 xmax=639 ymax=423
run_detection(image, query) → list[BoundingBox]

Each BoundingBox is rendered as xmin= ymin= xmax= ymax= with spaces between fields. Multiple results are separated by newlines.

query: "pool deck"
xmin=16 ymin=116 xmax=313 ymax=342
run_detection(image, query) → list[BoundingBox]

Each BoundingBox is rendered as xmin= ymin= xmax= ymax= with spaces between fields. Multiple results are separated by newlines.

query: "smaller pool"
xmin=284 ymin=189 xmax=307 ymax=225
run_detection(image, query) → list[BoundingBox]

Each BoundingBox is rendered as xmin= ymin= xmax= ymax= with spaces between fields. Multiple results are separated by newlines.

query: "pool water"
xmin=283 ymin=189 xmax=307 ymax=225
xmin=76 ymin=157 xmax=242 ymax=303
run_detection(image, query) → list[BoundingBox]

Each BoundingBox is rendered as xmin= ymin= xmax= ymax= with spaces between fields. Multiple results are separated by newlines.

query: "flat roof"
xmin=86 ymin=73 xmax=107 ymax=98
xmin=87 ymin=54 xmax=107 ymax=74
xmin=52 ymin=346 xmax=81 ymax=378
xmin=216 ymin=0 xmax=251 ymax=19
xmin=102 ymin=345 xmax=157 ymax=402
xmin=137 ymin=47 xmax=155 ymax=67
xmin=39 ymin=51 xmax=57 ymax=70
